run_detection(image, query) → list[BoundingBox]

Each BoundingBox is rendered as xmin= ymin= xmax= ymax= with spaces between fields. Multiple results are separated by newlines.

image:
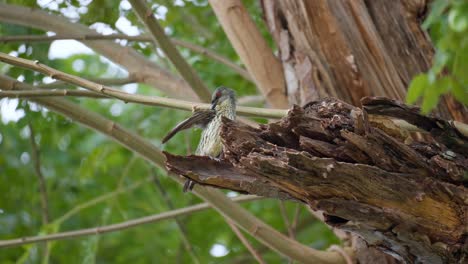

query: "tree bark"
xmin=260 ymin=0 xmax=467 ymax=123
xmin=163 ymin=0 xmax=468 ymax=262
xmin=165 ymin=97 xmax=467 ymax=263
xmin=254 ymin=1 xmax=467 ymax=262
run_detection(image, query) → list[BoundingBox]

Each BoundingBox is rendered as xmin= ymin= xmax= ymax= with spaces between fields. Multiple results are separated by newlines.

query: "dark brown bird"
xmin=162 ymin=86 xmax=236 ymax=192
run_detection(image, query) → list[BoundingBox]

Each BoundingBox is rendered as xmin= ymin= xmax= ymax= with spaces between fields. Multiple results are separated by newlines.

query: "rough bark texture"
xmin=165 ymin=97 xmax=467 ymax=264
xmin=260 ymin=0 xmax=467 ymax=122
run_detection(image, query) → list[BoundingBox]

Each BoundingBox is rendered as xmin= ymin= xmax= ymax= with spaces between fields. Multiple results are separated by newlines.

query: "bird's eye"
xmin=216 ymin=91 xmax=222 ymax=98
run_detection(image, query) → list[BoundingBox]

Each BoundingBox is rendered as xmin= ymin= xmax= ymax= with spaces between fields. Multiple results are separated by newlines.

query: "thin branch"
xmin=28 ymin=121 xmax=50 ymax=263
xmin=0 ymin=53 xmax=287 ymax=118
xmin=3 ymin=55 xmax=466 ymax=135
xmin=328 ymin=246 xmax=353 ymax=264
xmin=0 ymin=3 xmax=198 ymax=100
xmin=28 ymin=122 xmax=50 ymax=224
xmin=153 ymin=172 xmax=200 ymax=264
xmin=225 ymin=219 xmax=266 ymax=264
xmin=237 ymin=95 xmax=265 ymax=106
xmin=129 ymin=0 xmax=212 ymax=102
xmin=38 ymin=77 xmax=136 ymax=89
xmin=54 ymin=177 xmax=154 ymax=225
xmin=0 ymin=34 xmax=252 ymax=82
xmin=0 ymin=195 xmax=262 ymax=248
xmin=0 ymin=89 xmax=107 ymax=98
xmin=0 ymin=75 xmax=350 ymax=264
xmin=171 ymin=39 xmax=252 ymax=82
xmin=290 ymin=204 xmax=301 ymax=239
xmin=278 ymin=201 xmax=294 ymax=238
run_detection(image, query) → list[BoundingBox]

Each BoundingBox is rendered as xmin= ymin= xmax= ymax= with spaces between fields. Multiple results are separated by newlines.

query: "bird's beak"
xmin=211 ymin=97 xmax=219 ymax=109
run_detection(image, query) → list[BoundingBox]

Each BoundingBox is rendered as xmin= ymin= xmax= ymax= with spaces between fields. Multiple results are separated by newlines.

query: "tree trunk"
xmin=167 ymin=1 xmax=468 ymax=263
xmin=260 ymin=0 xmax=467 ymax=123
xmin=165 ymin=97 xmax=467 ymax=263
xmin=257 ymin=1 xmax=467 ymax=262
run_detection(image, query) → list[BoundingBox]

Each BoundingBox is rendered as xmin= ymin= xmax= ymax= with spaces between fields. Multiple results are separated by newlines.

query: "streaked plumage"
xmin=163 ymin=86 xmax=236 ymax=191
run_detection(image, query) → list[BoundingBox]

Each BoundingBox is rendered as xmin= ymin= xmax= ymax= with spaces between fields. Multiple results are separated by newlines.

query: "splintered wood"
xmin=165 ymin=97 xmax=467 ymax=263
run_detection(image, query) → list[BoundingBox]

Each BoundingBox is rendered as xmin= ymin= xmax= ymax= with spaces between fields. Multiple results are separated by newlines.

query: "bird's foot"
xmin=183 ymin=179 xmax=195 ymax=193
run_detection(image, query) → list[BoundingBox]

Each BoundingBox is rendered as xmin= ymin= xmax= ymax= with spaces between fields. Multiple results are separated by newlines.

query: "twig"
xmin=0 ymin=53 xmax=287 ymax=119
xmin=28 ymin=121 xmax=50 ymax=263
xmin=0 ymin=89 xmax=285 ymax=119
xmin=3 ymin=52 xmax=463 ymax=134
xmin=0 ymin=3 xmax=198 ymax=100
xmin=291 ymin=204 xmax=301 ymax=239
xmin=278 ymin=201 xmax=294 ymax=238
xmin=0 ymin=89 xmax=107 ymax=98
xmin=28 ymin=122 xmax=50 ymax=224
xmin=225 ymin=219 xmax=266 ymax=264
xmin=0 ymin=34 xmax=251 ymax=82
xmin=328 ymin=245 xmax=353 ymax=264
xmin=54 ymin=177 xmax=153 ymax=225
xmin=0 ymin=195 xmax=263 ymax=248
xmin=171 ymin=39 xmax=252 ymax=82
xmin=237 ymin=95 xmax=265 ymax=106
xmin=38 ymin=77 xmax=137 ymax=89
xmin=153 ymin=172 xmax=200 ymax=264
xmin=0 ymin=75 xmax=350 ymax=263
xmin=129 ymin=0 xmax=212 ymax=102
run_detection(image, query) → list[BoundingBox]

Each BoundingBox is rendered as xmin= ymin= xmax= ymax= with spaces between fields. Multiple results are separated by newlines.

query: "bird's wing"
xmin=162 ymin=109 xmax=215 ymax=144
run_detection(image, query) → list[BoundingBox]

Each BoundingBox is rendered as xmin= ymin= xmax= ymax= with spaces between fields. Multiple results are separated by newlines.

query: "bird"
xmin=162 ymin=86 xmax=236 ymax=192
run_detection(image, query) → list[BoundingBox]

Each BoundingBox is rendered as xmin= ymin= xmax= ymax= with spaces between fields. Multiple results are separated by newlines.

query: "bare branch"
xmin=38 ymin=77 xmax=136 ymax=89
xmin=0 ymin=89 xmax=107 ymax=98
xmin=0 ymin=195 xmax=262 ymax=248
xmin=153 ymin=172 xmax=200 ymax=264
xmin=54 ymin=177 xmax=154 ymax=225
xmin=209 ymin=0 xmax=288 ymax=108
xmin=0 ymin=90 xmax=284 ymax=120
xmin=225 ymin=219 xmax=266 ymax=264
xmin=28 ymin=122 xmax=50 ymax=224
xmin=1 ymin=54 xmax=466 ymax=135
xmin=278 ymin=201 xmax=294 ymax=238
xmin=171 ymin=39 xmax=252 ymax=82
xmin=129 ymin=0 xmax=211 ymax=102
xmin=237 ymin=95 xmax=265 ymax=106
xmin=165 ymin=99 xmax=467 ymax=262
xmin=27 ymin=121 xmax=50 ymax=262
xmin=0 ymin=34 xmax=252 ymax=82
xmin=0 ymin=53 xmax=287 ymax=119
xmin=0 ymin=3 xmax=197 ymax=100
xmin=0 ymin=75 xmax=349 ymax=264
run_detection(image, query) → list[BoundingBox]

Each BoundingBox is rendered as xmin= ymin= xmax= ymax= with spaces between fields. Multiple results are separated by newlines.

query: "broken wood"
xmin=165 ymin=97 xmax=467 ymax=263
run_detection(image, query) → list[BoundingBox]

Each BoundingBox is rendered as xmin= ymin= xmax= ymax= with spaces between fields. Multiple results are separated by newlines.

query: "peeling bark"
xmin=260 ymin=0 xmax=467 ymax=122
xmin=165 ymin=97 xmax=467 ymax=263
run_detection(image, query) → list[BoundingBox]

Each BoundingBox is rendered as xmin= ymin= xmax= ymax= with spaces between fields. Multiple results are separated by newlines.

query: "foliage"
xmin=0 ymin=0 xmax=338 ymax=263
xmin=406 ymin=0 xmax=468 ymax=113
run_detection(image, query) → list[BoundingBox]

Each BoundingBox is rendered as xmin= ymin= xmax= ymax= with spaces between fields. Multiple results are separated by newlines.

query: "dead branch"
xmin=165 ymin=97 xmax=468 ymax=263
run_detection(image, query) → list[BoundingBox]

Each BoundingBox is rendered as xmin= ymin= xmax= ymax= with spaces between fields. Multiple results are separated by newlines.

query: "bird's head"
xmin=211 ymin=86 xmax=235 ymax=110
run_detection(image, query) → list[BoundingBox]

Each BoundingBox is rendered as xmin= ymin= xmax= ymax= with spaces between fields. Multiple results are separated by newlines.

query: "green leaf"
xmin=421 ymin=83 xmax=439 ymax=114
xmin=452 ymin=81 xmax=468 ymax=105
xmin=422 ymin=0 xmax=450 ymax=29
xmin=448 ymin=6 xmax=468 ymax=32
xmin=406 ymin=74 xmax=428 ymax=104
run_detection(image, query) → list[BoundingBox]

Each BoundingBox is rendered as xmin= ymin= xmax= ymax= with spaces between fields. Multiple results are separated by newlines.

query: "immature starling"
xmin=162 ymin=86 xmax=236 ymax=192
